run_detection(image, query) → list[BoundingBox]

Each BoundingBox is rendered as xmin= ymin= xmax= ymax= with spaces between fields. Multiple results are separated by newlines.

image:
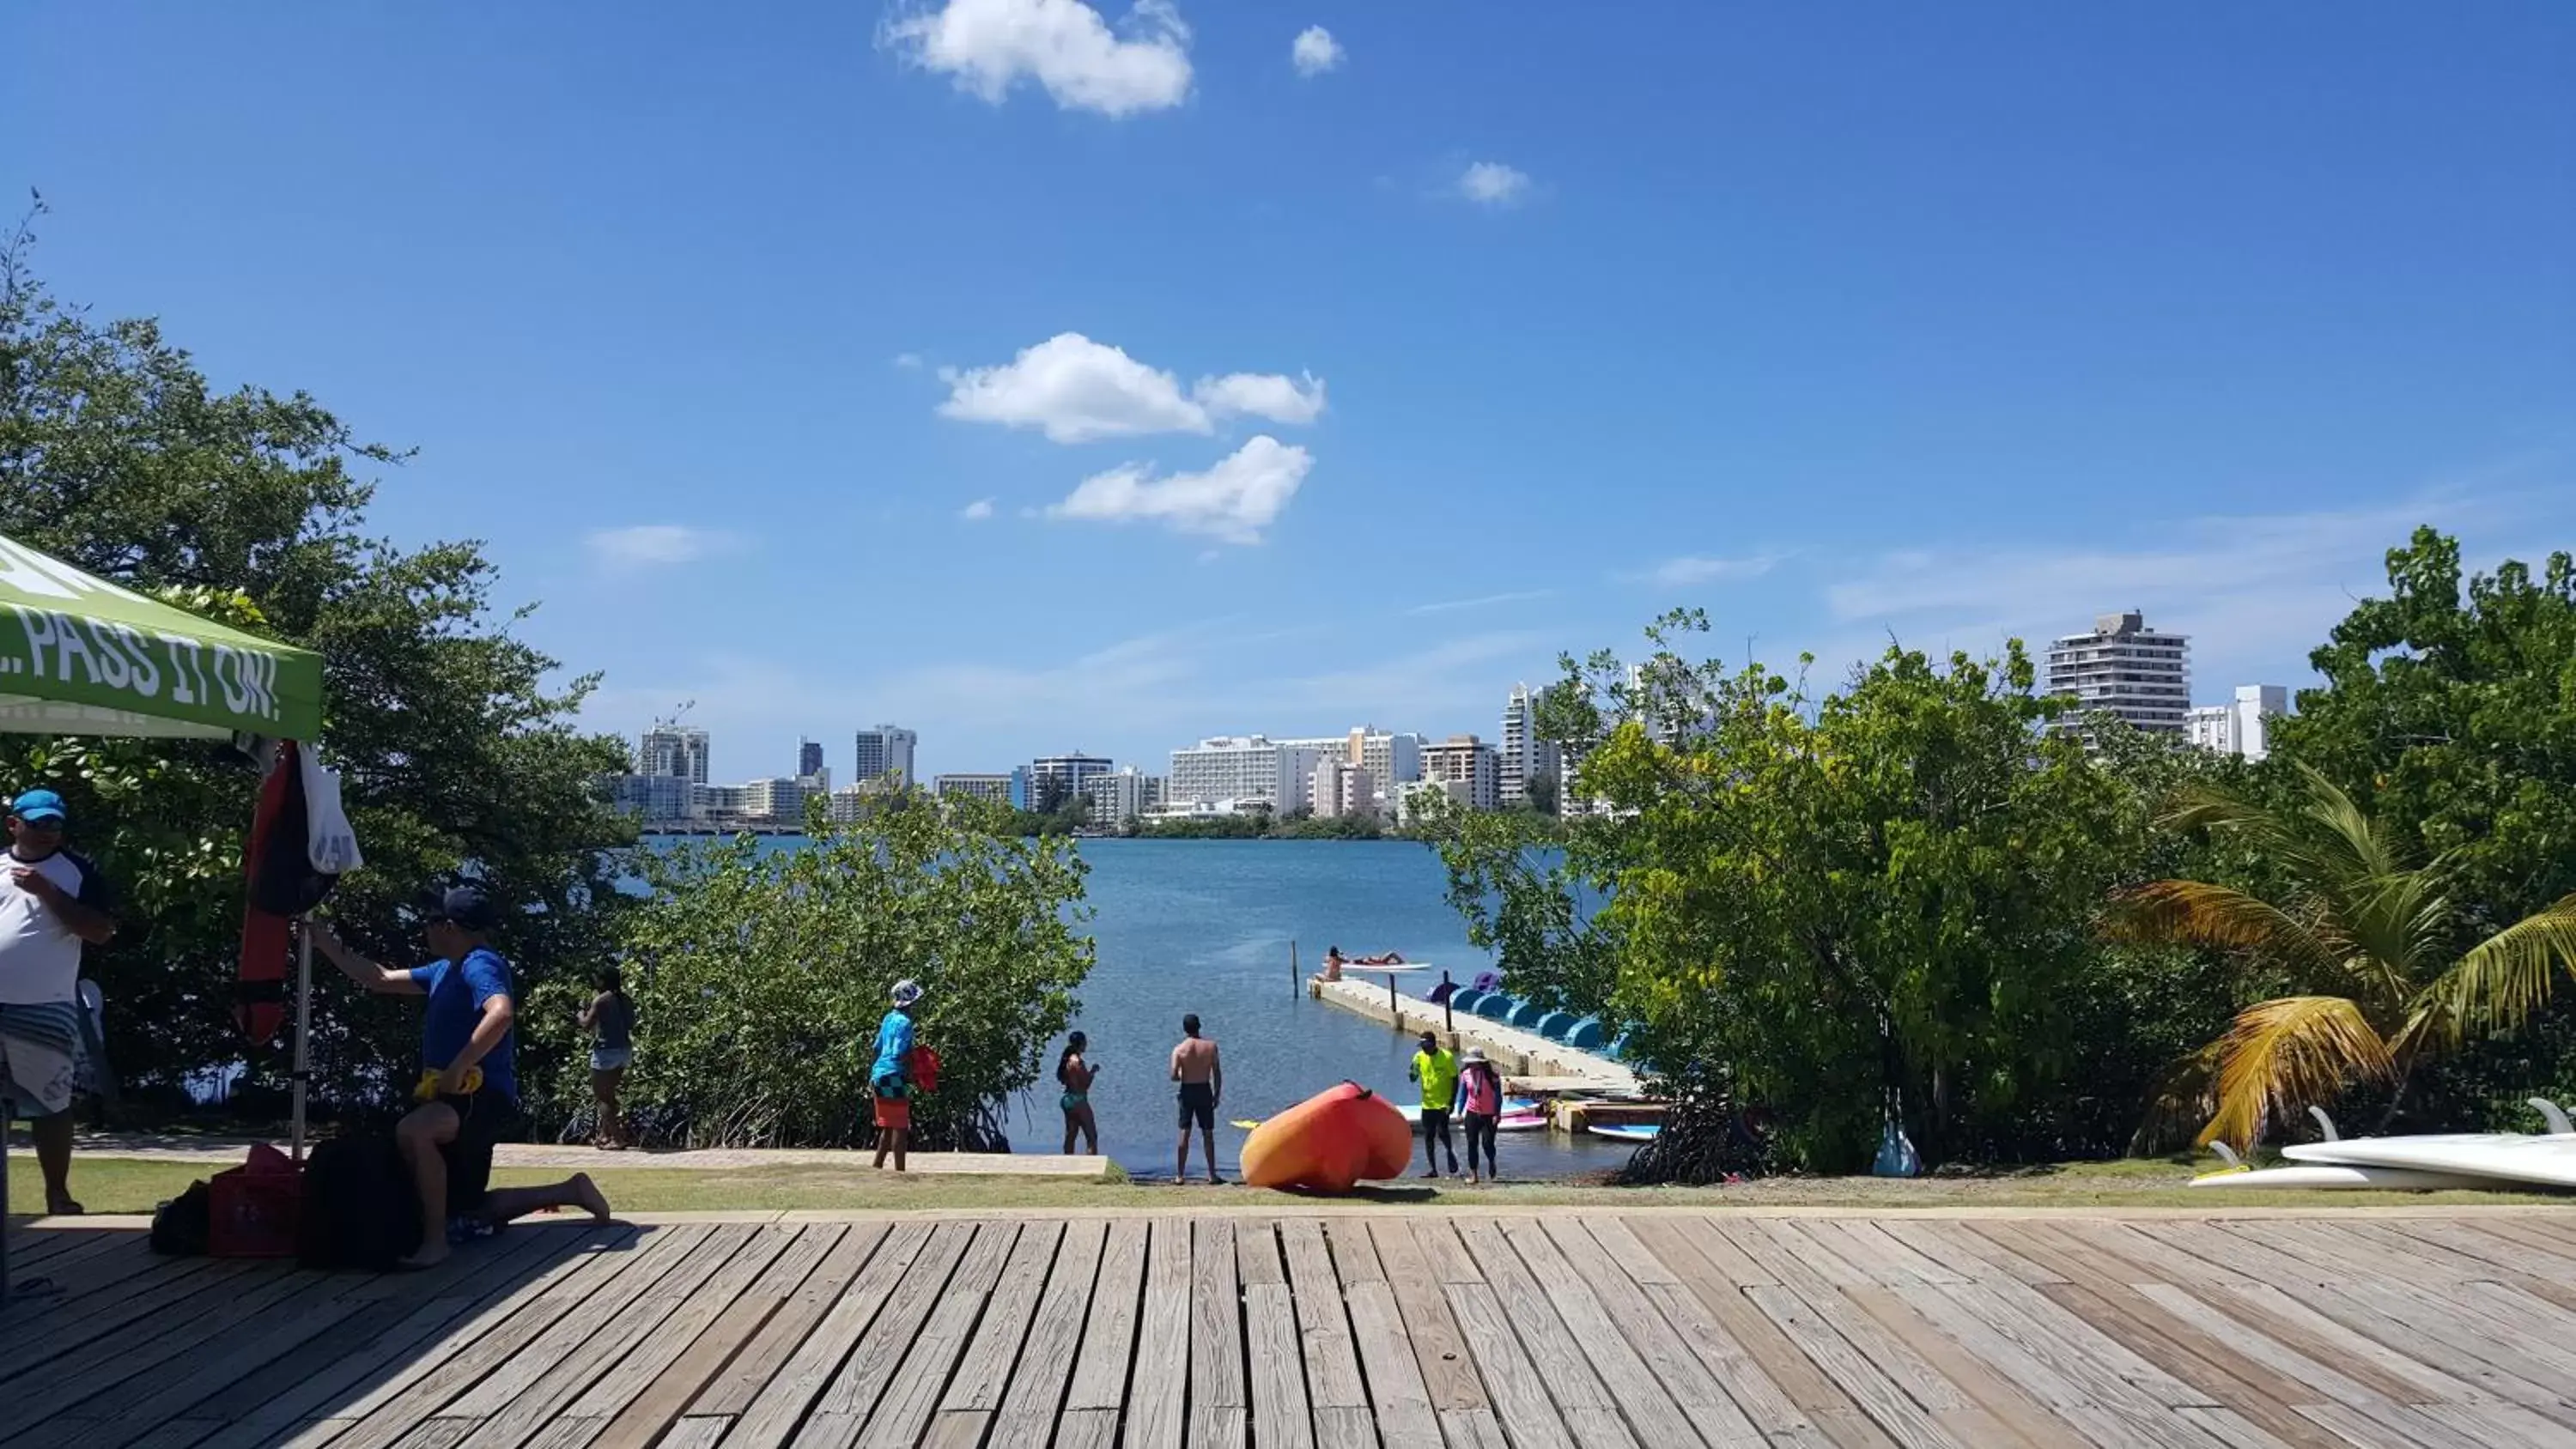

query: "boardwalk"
xmin=8 ymin=1209 xmax=2576 ymax=1447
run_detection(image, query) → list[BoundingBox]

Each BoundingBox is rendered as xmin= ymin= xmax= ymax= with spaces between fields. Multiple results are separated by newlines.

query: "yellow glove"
xmin=415 ymin=1066 xmax=486 ymax=1101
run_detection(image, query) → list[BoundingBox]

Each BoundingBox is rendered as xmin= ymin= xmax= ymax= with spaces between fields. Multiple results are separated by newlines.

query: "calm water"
xmin=698 ymin=836 xmax=1628 ymax=1179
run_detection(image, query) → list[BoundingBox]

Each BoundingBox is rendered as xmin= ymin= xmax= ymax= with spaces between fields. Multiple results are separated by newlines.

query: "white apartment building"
xmin=638 ymin=726 xmax=710 ymax=784
xmin=1309 ymin=758 xmax=1377 ymax=819
xmin=933 ymin=773 xmax=1014 ymax=803
xmin=693 ymin=783 xmax=749 ymax=816
xmin=1168 ymin=737 xmax=1322 ymax=808
xmin=1499 ymin=683 xmax=1563 ymax=810
xmin=1277 ymin=728 xmax=1424 ymax=804
xmin=853 ymin=726 xmax=918 ymax=788
xmin=1082 ymin=767 xmax=1165 ymax=825
xmin=2187 ymin=685 xmax=2290 ymax=761
xmin=829 ymin=784 xmax=871 ymax=823
xmin=2046 ymin=611 xmax=2191 ymax=736
xmin=1419 ymin=735 xmax=1500 ymax=811
xmin=739 ymin=777 xmax=811 ymax=822
xmin=606 ymin=773 xmax=693 ymax=822
xmin=1030 ymin=753 xmax=1114 ymax=809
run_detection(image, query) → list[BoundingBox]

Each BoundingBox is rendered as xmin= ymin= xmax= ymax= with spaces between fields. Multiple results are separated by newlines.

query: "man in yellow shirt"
xmin=1407 ymin=1030 xmax=1461 ymax=1179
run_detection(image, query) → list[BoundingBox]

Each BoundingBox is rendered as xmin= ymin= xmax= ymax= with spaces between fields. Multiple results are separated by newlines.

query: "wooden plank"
xmin=1125 ymin=1218 xmax=1195 ymax=1449
xmin=1742 ymin=1282 xmax=1970 ymax=1449
xmin=1056 ymin=1408 xmax=1120 ymax=1449
xmin=1437 ymin=1410 xmax=1512 ymax=1449
xmin=1064 ymin=1219 xmax=1148 ymax=1413
xmin=796 ymin=1220 xmax=977 ymax=1444
xmin=1373 ymin=1221 xmax=1491 ymax=1415
xmin=690 ymin=1223 xmax=885 ymax=1418
xmin=588 ymin=1226 xmax=845 ymax=1449
xmin=1189 ymin=1217 xmax=1248 ymax=1449
xmin=1445 ymin=1219 xmax=1628 ymax=1449
xmin=1237 ymin=1221 xmax=1316 ymax=1449
xmin=1340 ymin=1274 xmax=1447 ymax=1449
xmin=1815 ymin=1222 xmax=1973 ymax=1287
xmin=1522 ymin=1216 xmax=1748 ymax=1447
xmin=2125 ymin=1282 xmax=2467 ymax=1449
xmin=920 ymin=1412 xmax=987 ymax=1449
xmin=1715 ymin=1220 xmax=1984 ymax=1424
xmin=0 ymin=1254 xmax=261 ymax=1378
xmin=559 ymin=1226 xmax=801 ymax=1434
xmin=937 ymin=1221 xmax=1063 ymax=1416
xmin=859 ymin=1222 xmax=1021 ymax=1449
xmin=1439 ymin=1278 xmax=1586 ymax=1449
xmin=1279 ymin=1219 xmax=1369 ymax=1412
xmin=725 ymin=1220 xmax=930 ymax=1449
xmin=454 ymin=1226 xmax=758 ymax=1449
xmin=987 ymin=1218 xmax=1105 ymax=1449
xmin=1838 ymin=1286 xmax=2075 ymax=1449
xmin=1324 ymin=1217 xmax=1385 ymax=1283
xmin=53 ymin=1276 xmax=380 ymax=1449
xmin=1623 ymin=1216 xmax=1888 ymax=1449
xmin=662 ymin=1421 xmax=730 ymax=1449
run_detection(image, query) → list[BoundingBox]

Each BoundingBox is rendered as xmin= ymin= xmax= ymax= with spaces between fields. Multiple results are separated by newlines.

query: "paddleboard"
xmin=1496 ymin=1113 xmax=1547 ymax=1133
xmin=1589 ymin=1124 xmax=1661 ymax=1143
xmin=2283 ymin=1134 xmax=2576 ymax=1188
xmin=1400 ymin=1099 xmax=1540 ymax=1124
xmin=2189 ymin=1164 xmax=2498 ymax=1191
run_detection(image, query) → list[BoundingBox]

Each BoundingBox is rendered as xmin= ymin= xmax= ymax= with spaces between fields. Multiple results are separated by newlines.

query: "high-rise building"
xmin=1309 ymin=757 xmax=1376 ymax=819
xmin=638 ymin=725 xmax=710 ymax=784
xmin=1419 ymin=735 xmax=1500 ymax=811
xmin=933 ymin=773 xmax=1015 ymax=804
xmin=605 ymin=773 xmax=693 ymax=822
xmin=1009 ymin=766 xmax=1033 ymax=811
xmin=2045 ymin=611 xmax=2190 ymax=736
xmin=1279 ymin=728 xmax=1422 ymax=809
xmin=854 ymin=725 xmax=918 ymax=788
xmin=1168 ymin=737 xmax=1321 ymax=809
xmin=740 ymin=777 xmax=811 ymax=822
xmin=2187 ymin=685 xmax=2290 ymax=761
xmin=1498 ymin=683 xmax=1563 ymax=810
xmin=798 ymin=738 xmax=824 ymax=779
xmin=1030 ymin=753 xmax=1115 ymax=811
xmin=1081 ymin=767 xmax=1164 ymax=825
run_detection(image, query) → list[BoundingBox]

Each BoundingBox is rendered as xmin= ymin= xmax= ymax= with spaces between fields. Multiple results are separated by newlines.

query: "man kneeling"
xmin=313 ymin=887 xmax=611 ymax=1267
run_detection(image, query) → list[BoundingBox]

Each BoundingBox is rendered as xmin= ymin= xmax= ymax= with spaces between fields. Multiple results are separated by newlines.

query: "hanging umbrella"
xmin=1 ymin=532 xmax=326 ymax=1305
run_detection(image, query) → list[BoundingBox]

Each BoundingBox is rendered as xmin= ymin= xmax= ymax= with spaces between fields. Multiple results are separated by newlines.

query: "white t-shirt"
xmin=0 ymin=847 xmax=112 ymax=1004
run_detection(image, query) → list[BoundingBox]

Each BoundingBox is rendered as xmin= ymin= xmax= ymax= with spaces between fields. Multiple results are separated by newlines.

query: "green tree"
xmin=1424 ymin=612 xmax=2187 ymax=1169
xmin=2111 ymin=766 xmax=2576 ymax=1150
xmin=600 ymin=792 xmax=1092 ymax=1149
xmin=0 ymin=201 xmax=635 ymax=1113
xmin=2272 ymin=527 xmax=2576 ymax=934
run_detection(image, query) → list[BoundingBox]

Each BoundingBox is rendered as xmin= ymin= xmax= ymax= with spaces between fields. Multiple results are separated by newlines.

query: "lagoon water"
xmin=709 ymin=836 xmax=1629 ymax=1179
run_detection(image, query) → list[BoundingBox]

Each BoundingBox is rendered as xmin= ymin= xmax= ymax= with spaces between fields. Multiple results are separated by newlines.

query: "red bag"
xmin=907 ymin=1046 xmax=941 ymax=1095
xmin=209 ymin=1143 xmax=302 ymax=1258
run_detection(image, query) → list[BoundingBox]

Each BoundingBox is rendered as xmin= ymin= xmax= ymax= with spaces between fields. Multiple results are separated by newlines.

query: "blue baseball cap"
xmin=9 ymin=790 xmax=66 ymax=825
xmin=428 ymin=885 xmax=498 ymax=931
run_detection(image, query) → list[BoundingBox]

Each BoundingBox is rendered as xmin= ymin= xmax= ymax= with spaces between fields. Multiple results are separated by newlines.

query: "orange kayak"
xmin=1242 ymin=1082 xmax=1413 ymax=1192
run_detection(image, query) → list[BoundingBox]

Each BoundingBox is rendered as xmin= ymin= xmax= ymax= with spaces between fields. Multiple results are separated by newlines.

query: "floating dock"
xmin=1309 ymin=977 xmax=1643 ymax=1098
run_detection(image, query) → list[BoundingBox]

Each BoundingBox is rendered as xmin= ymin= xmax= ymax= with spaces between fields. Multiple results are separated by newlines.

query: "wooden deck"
xmin=9 ymin=1210 xmax=2576 ymax=1447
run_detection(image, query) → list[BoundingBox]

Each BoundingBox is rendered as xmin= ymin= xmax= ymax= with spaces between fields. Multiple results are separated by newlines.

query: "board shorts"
xmin=873 ymin=1073 xmax=911 ymax=1132
xmin=0 ymin=1001 xmax=82 ymax=1119
xmin=1060 ymin=1090 xmax=1089 ymax=1113
xmin=590 ymin=1046 xmax=633 ymax=1072
xmin=434 ymin=1084 xmax=523 ymax=1216
xmin=1177 ymin=1082 xmax=1216 ymax=1131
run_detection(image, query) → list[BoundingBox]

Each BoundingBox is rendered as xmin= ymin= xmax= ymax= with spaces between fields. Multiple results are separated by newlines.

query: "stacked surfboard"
xmin=2190 ymin=1099 xmax=2576 ymax=1191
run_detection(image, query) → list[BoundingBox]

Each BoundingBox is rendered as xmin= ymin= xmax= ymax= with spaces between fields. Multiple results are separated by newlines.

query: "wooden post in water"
xmin=1290 ymin=939 xmax=1299 ymax=998
xmin=1443 ymin=969 xmax=1455 ymax=1035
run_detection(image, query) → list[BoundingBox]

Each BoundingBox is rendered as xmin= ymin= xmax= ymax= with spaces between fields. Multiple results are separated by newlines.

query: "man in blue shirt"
xmin=871 ymin=979 xmax=920 ymax=1173
xmin=313 ymin=885 xmax=611 ymax=1266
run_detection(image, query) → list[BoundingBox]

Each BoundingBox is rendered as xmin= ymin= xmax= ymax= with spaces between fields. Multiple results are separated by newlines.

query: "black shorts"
xmin=1177 ymin=1082 xmax=1216 ymax=1131
xmin=1419 ymin=1106 xmax=1453 ymax=1138
xmin=436 ymin=1086 xmax=522 ymax=1216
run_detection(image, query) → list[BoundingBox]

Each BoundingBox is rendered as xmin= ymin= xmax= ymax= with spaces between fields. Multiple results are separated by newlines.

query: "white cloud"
xmin=1048 ymin=435 xmax=1312 ymax=543
xmin=893 ymin=352 xmax=925 ymax=370
xmin=882 ymin=0 xmax=1192 ymax=118
xmin=1639 ymin=553 xmax=1783 ymax=589
xmin=937 ymin=333 xmax=1325 ymax=442
xmin=1193 ymin=370 xmax=1327 ymax=426
xmin=960 ymin=498 xmax=996 ymax=520
xmin=1407 ymin=589 xmax=1558 ymax=615
xmin=584 ymin=524 xmax=739 ymax=569
xmin=1291 ymin=26 xmax=1343 ymax=77
xmin=1457 ymin=161 xmax=1532 ymax=208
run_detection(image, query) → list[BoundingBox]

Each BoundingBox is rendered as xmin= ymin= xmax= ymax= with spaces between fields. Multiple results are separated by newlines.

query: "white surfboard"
xmin=2190 ymin=1164 xmax=2498 ymax=1191
xmin=2283 ymin=1134 xmax=2576 ymax=1188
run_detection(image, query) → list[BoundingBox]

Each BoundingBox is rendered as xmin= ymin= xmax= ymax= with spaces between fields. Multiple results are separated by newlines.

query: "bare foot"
xmin=398 ymin=1240 xmax=452 ymax=1271
xmin=570 ymin=1173 xmax=613 ymax=1223
xmin=45 ymin=1196 xmax=83 ymax=1216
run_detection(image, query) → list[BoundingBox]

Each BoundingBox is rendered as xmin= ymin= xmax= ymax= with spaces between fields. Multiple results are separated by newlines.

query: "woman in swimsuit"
xmin=1057 ymin=1030 xmax=1100 ymax=1154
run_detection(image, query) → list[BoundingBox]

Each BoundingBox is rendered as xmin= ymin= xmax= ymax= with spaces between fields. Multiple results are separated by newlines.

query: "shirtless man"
xmin=1170 ymin=1014 xmax=1223 ymax=1184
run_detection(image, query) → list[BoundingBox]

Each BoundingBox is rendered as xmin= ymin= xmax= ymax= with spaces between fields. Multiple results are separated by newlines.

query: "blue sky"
xmin=9 ymin=2 xmax=2572 ymax=782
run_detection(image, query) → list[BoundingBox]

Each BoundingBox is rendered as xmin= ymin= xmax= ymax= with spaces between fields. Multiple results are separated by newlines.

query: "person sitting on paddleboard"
xmin=1316 ymin=946 xmax=1346 ymax=984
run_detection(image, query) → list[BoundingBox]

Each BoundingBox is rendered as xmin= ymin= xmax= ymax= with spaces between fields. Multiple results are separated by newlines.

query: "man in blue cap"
xmin=312 ymin=884 xmax=611 ymax=1266
xmin=0 ymin=789 xmax=117 ymax=1216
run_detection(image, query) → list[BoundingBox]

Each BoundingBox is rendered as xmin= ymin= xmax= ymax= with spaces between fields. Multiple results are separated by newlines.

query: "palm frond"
xmin=2130 ymin=1036 xmax=2229 ymax=1156
xmin=2415 ymin=894 xmax=2576 ymax=1047
xmin=2202 ymin=995 xmax=2393 ymax=1151
xmin=2106 ymin=880 xmax=2343 ymax=984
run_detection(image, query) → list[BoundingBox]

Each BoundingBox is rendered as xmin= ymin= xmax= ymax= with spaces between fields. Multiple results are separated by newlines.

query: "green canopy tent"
xmin=1 ymin=531 xmax=325 ymax=1301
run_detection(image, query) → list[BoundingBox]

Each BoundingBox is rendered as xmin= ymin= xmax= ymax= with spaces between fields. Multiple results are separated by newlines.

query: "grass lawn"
xmin=11 ymin=1153 xmax=2570 ymax=1216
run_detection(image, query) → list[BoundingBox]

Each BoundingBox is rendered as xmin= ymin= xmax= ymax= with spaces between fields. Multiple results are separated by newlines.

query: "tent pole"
xmin=290 ymin=919 xmax=313 ymax=1161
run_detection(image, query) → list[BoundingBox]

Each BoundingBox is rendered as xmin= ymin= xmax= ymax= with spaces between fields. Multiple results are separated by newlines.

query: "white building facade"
xmin=1499 ymin=683 xmax=1563 ymax=810
xmin=2045 ymin=611 xmax=2191 ymax=736
xmin=1309 ymin=758 xmax=1377 ymax=819
xmin=1168 ymin=737 xmax=1321 ymax=808
xmin=1030 ymin=753 xmax=1114 ymax=809
xmin=1418 ymin=735 xmax=1500 ymax=811
xmin=933 ymin=773 xmax=1014 ymax=803
xmin=1081 ymin=767 xmax=1164 ymax=825
xmin=853 ymin=726 xmax=918 ymax=788
xmin=2187 ymin=684 xmax=2289 ymax=761
xmin=638 ymin=726 xmax=710 ymax=784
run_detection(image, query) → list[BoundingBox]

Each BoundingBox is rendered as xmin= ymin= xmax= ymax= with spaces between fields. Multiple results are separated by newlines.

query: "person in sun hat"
xmin=311 ymin=883 xmax=611 ymax=1266
xmin=0 ymin=788 xmax=118 ymax=1216
xmin=872 ymin=979 xmax=922 ymax=1172
xmin=1456 ymin=1046 xmax=1506 ymax=1185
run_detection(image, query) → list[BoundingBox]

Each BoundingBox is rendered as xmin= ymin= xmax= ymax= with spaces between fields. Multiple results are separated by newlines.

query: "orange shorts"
xmin=873 ymin=1096 xmax=911 ymax=1132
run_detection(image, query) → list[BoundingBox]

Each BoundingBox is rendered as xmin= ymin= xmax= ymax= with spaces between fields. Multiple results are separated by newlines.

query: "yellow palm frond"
xmin=2202 ymin=995 xmax=2393 ymax=1151
xmin=2106 ymin=880 xmax=2342 ymax=983
xmin=2415 ymin=894 xmax=2576 ymax=1047
xmin=2130 ymin=1036 xmax=2230 ymax=1156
